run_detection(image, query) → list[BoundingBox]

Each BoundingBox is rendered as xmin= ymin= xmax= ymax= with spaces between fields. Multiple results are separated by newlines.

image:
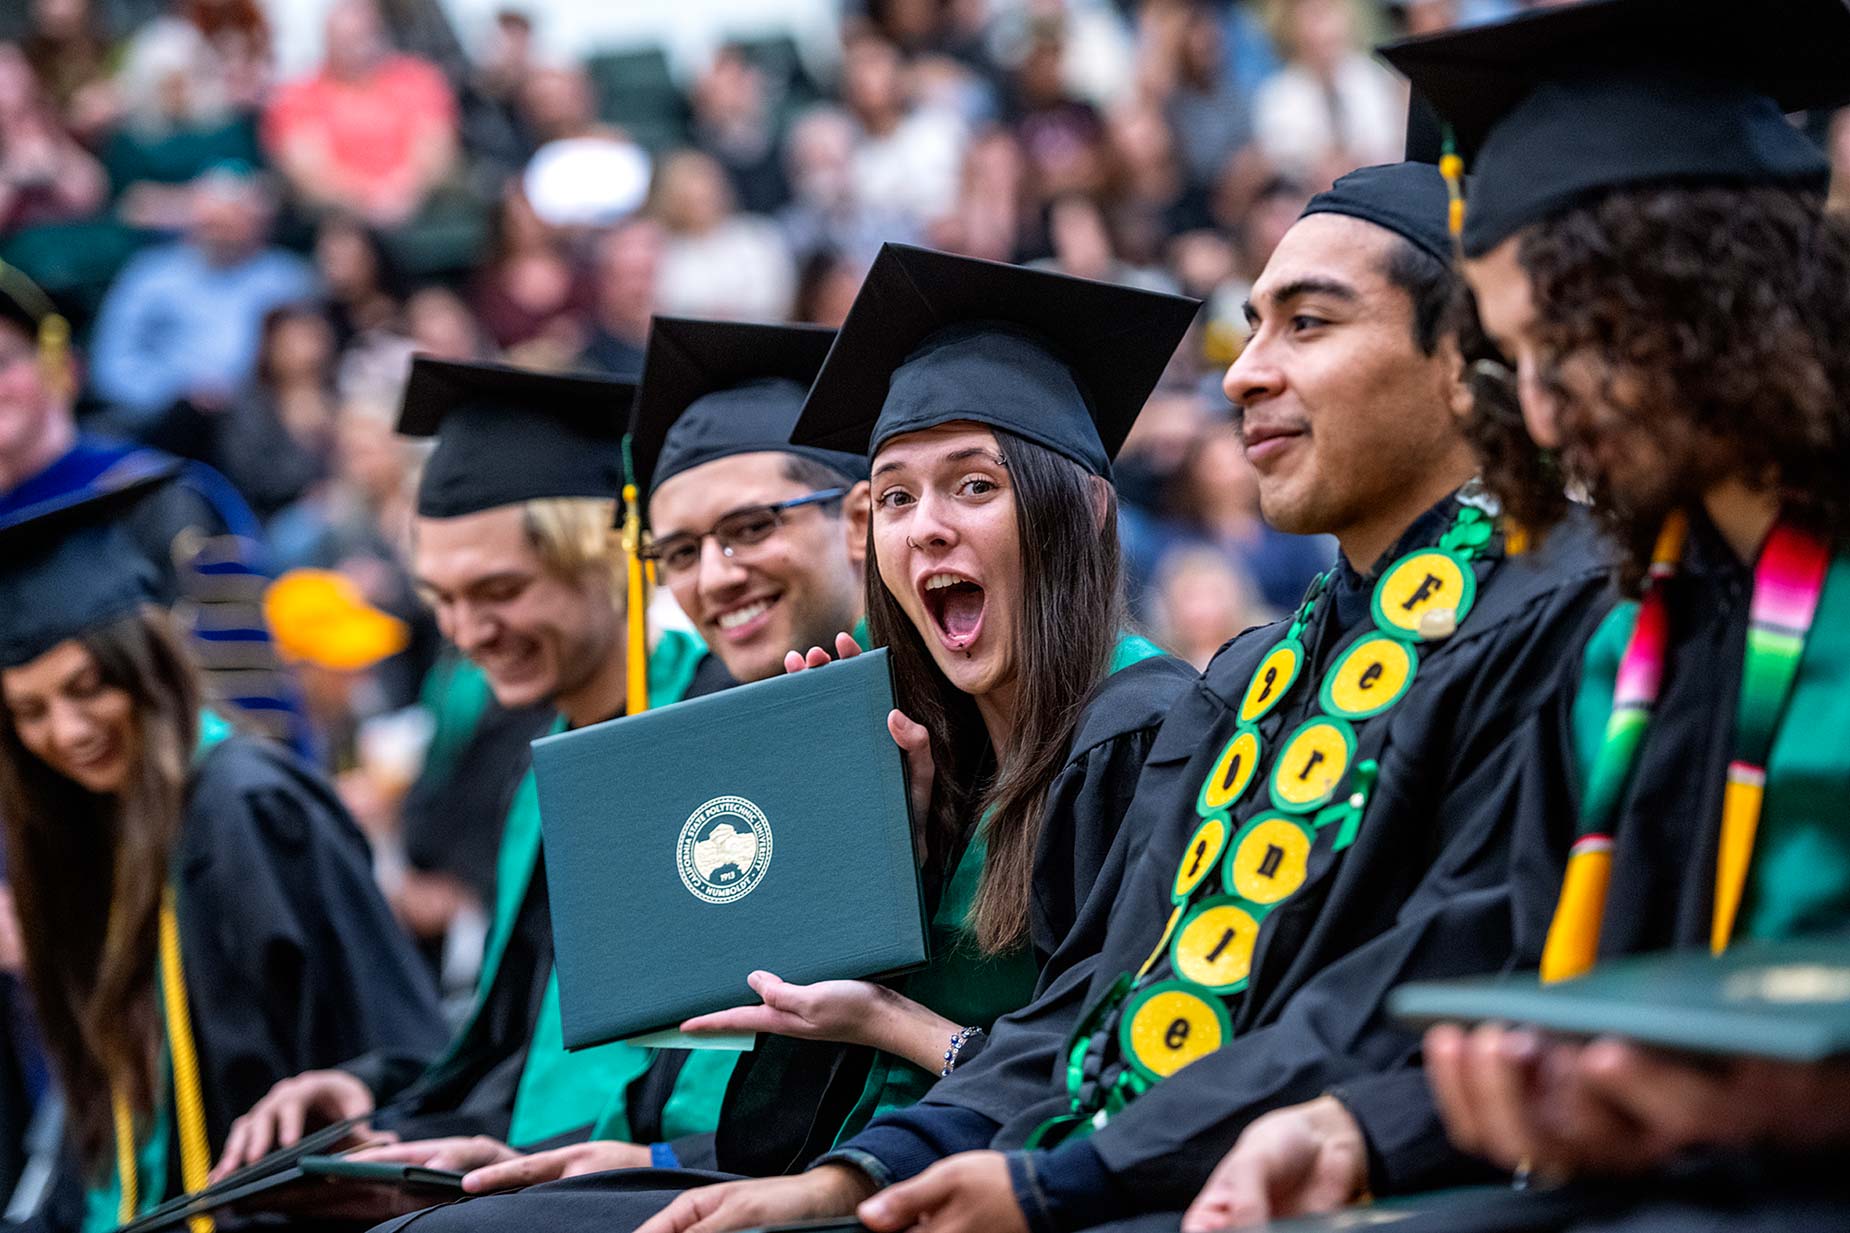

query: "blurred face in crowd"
xmin=31 ymin=0 xmax=91 ymax=42
xmin=786 ymin=107 xmax=857 ymax=208
xmin=1224 ymin=212 xmax=1470 ymax=562
xmin=325 ymin=0 xmax=388 ymax=80
xmin=593 ymin=219 xmax=662 ymax=336
xmin=3 ymin=640 xmax=138 ymax=796
xmin=0 ymin=45 xmax=37 ymax=117
xmin=1289 ymin=0 xmax=1356 ymax=76
xmin=652 ymin=151 xmax=733 ymax=235
xmin=315 ymin=218 xmax=382 ymax=298
xmin=649 ymin=453 xmax=868 ymax=684
xmin=0 ymin=319 xmax=74 ymax=480
xmin=520 ymin=67 xmax=595 ymax=142
xmin=190 ymin=175 xmax=269 ymax=265
xmin=412 ymin=505 xmax=618 ymax=711
xmin=842 ymin=35 xmax=904 ymax=128
xmin=870 ymin=423 xmax=1024 ymax=701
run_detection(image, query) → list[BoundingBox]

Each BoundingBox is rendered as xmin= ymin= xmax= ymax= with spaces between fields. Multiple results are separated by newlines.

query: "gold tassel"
xmin=621 ymin=482 xmax=650 ymax=716
xmin=1540 ymin=838 xmax=1612 ymax=983
xmin=1711 ymin=770 xmax=1764 ymax=954
xmin=159 ymin=890 xmax=215 ymax=1233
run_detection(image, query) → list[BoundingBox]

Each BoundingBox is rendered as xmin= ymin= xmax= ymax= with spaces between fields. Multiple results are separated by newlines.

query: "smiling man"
xmin=212 ymin=358 xmax=731 ymax=1199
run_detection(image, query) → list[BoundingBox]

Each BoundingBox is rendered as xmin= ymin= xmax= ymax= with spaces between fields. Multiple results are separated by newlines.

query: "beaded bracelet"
xmin=940 ymin=1025 xmax=985 ymax=1077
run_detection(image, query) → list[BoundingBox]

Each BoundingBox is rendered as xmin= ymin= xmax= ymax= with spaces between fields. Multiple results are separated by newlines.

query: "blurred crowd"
xmin=0 ymin=0 xmax=1668 ymax=953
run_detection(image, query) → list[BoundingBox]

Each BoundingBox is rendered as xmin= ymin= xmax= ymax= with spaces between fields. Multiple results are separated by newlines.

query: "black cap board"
xmin=397 ymin=357 xmax=637 ymax=518
xmin=790 ymin=244 xmax=1201 ymax=477
xmin=1380 ymin=0 xmax=1850 ymax=257
xmin=631 ymin=317 xmax=867 ymax=521
xmin=0 ymin=487 xmax=164 ymax=669
xmin=1300 ymin=162 xmax=1456 ymax=266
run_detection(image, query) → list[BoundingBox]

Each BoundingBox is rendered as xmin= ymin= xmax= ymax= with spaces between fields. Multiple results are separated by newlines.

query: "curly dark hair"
xmin=1468 ymin=184 xmax=1850 ymax=590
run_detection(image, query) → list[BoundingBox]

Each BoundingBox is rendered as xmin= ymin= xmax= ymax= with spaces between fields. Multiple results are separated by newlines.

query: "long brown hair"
xmin=0 ymin=609 xmax=202 ymax=1167
xmin=868 ymin=430 xmax=1125 ymax=955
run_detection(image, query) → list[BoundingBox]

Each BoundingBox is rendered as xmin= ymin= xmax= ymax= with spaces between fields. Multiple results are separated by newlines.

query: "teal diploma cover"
xmin=1390 ymin=936 xmax=1850 ymax=1061
xmin=532 ymin=649 xmax=929 ymax=1047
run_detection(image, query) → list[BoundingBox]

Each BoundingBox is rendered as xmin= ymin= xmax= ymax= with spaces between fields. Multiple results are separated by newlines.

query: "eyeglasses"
xmin=643 ymin=488 xmax=848 ymax=577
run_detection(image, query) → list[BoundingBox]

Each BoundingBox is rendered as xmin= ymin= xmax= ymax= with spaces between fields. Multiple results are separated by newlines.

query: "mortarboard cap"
xmin=790 ymin=244 xmax=1200 ymax=477
xmin=0 ymin=486 xmax=165 ymax=669
xmin=1300 ymin=161 xmax=1456 ymax=266
xmin=1380 ymin=0 xmax=1850 ymax=257
xmin=631 ymin=317 xmax=867 ymax=517
xmin=397 ymin=357 xmax=637 ymax=518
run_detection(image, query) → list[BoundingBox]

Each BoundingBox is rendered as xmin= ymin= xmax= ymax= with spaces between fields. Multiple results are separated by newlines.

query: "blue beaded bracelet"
xmin=940 ymin=1025 xmax=984 ymax=1077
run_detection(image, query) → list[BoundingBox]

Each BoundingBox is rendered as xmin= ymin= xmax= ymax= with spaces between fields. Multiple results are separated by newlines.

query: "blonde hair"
xmin=520 ymin=497 xmax=625 ymax=610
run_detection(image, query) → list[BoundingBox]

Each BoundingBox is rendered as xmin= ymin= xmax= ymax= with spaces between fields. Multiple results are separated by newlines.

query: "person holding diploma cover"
xmin=361 ymin=246 xmax=1201 ymax=1228
xmin=0 ymin=491 xmax=444 ymax=1232
xmin=212 ymin=360 xmax=738 ymax=1190
xmin=1203 ymin=2 xmax=1850 ymax=1228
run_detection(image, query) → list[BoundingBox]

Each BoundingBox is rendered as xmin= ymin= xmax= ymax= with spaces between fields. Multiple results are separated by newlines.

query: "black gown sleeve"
xmin=175 ymin=736 xmax=449 ymax=1146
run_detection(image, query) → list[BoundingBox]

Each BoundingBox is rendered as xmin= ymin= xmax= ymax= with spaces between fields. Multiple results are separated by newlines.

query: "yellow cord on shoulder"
xmin=159 ymin=889 xmax=215 ymax=1233
xmin=108 ymin=891 xmax=213 ymax=1231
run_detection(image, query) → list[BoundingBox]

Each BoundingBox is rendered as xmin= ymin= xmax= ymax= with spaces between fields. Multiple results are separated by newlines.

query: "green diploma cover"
xmin=1391 ymin=936 xmax=1850 ymax=1061
xmin=532 ymin=648 xmax=928 ymax=1047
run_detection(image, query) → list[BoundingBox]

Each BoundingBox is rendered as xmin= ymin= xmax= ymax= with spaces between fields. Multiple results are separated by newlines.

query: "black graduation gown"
xmin=365 ymin=652 xmax=1195 ymax=1233
xmin=26 ymin=735 xmax=447 ymax=1232
xmin=820 ymin=500 xmax=1613 ymax=1231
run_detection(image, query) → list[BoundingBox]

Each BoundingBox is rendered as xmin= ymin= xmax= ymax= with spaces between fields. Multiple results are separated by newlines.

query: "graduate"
xmin=364 ymin=318 xmax=879 ymax=1188
xmin=1323 ymin=2 xmax=1850 ymax=1228
xmin=0 ymin=491 xmax=444 ymax=1232
xmin=572 ymin=164 xmax=1619 ymax=1233
xmin=212 ymin=359 xmax=729 ymax=1184
xmin=361 ymin=245 xmax=1201 ymax=1232
xmin=0 ymin=263 xmax=308 ymax=752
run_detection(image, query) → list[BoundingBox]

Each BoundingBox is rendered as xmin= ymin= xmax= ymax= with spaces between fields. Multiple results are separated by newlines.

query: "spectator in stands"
xmin=928 ymin=126 xmax=1034 ymax=262
xmin=1151 ymin=545 xmax=1269 ymax=670
xmin=88 ymin=164 xmax=315 ymax=426
xmin=0 ymin=45 xmax=108 ymax=235
xmin=1253 ymin=0 xmax=1404 ymax=188
xmin=792 ymin=247 xmax=864 ymax=326
xmin=314 ymin=213 xmax=403 ymax=349
xmin=105 ymin=14 xmax=264 ymax=233
xmin=515 ymin=65 xmax=650 ymax=230
xmin=577 ymin=217 xmax=661 ymax=376
xmin=467 ymin=182 xmax=590 ymax=365
xmin=1138 ymin=0 xmax=1253 ymax=193
xmin=651 ymin=148 xmax=796 ymax=322
xmin=144 ymin=304 xmax=333 ymax=525
xmin=262 ymin=0 xmax=459 ymax=227
xmin=1009 ymin=25 xmax=1110 ymax=200
xmin=1032 ymin=192 xmax=1177 ymax=291
xmin=842 ymin=31 xmax=967 ymax=226
xmin=19 ymin=0 xmax=117 ymax=143
xmin=691 ymin=45 xmax=789 ymax=216
xmin=778 ymin=104 xmax=914 ymax=266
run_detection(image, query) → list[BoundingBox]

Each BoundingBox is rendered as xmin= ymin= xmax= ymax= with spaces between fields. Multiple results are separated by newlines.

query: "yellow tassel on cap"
xmin=622 ymin=482 xmax=650 ymax=716
xmin=1540 ymin=837 xmax=1612 ymax=983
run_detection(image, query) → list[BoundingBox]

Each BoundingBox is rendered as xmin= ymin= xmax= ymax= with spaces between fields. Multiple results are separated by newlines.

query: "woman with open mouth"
xmin=0 ymin=492 xmax=444 ymax=1232
xmin=664 ymin=243 xmax=1203 ymax=1162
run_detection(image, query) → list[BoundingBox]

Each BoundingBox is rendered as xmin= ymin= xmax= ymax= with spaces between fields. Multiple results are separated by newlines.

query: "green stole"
xmin=1572 ymin=554 xmax=1850 ymax=942
xmin=455 ymin=629 xmax=707 ymax=1147
xmin=82 ymin=711 xmax=235 ymax=1232
xmin=831 ymin=632 xmax=1171 ymax=1143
